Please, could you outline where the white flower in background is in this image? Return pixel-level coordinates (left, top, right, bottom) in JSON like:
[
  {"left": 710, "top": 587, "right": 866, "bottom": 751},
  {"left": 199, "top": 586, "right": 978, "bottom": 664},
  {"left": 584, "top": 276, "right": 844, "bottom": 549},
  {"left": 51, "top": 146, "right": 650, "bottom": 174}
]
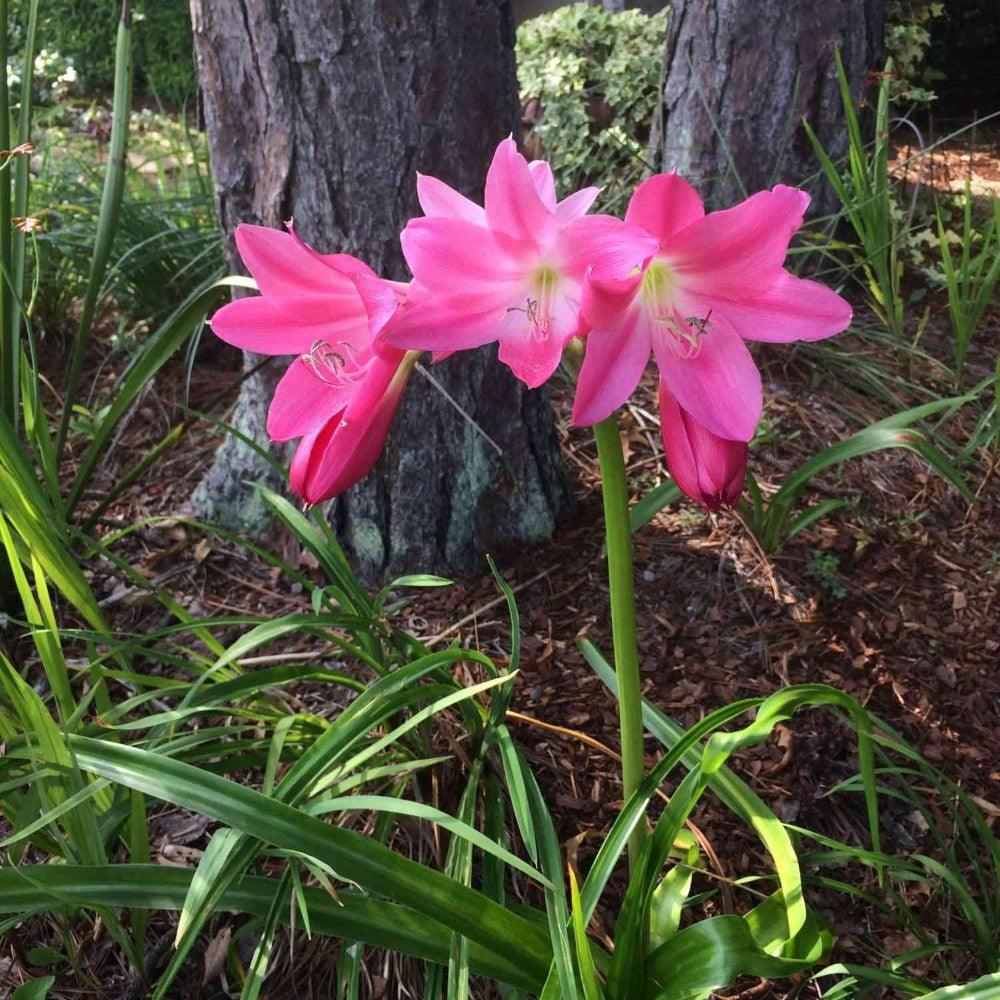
[{"left": 6, "top": 49, "right": 77, "bottom": 102}]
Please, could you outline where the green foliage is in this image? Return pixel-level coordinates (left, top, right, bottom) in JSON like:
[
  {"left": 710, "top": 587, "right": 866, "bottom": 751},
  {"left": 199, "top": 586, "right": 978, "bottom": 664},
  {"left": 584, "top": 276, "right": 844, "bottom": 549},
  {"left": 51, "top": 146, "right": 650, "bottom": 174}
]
[
  {"left": 934, "top": 186, "right": 1000, "bottom": 385},
  {"left": 742, "top": 395, "right": 973, "bottom": 554},
  {"left": 806, "top": 549, "right": 848, "bottom": 599},
  {"left": 589, "top": 643, "right": 1000, "bottom": 998},
  {"left": 516, "top": 3, "right": 667, "bottom": 202},
  {"left": 11, "top": 978, "right": 56, "bottom": 1000},
  {"left": 927, "top": 0, "right": 1000, "bottom": 109},
  {"left": 627, "top": 392, "right": 974, "bottom": 554},
  {"left": 885, "top": 1, "right": 945, "bottom": 103},
  {"left": 0, "top": 7, "right": 224, "bottom": 618},
  {"left": 131, "top": 2, "right": 197, "bottom": 104},
  {"left": 0, "top": 490, "right": 553, "bottom": 995},
  {"left": 7, "top": 0, "right": 196, "bottom": 102},
  {"left": 583, "top": 641, "right": 873, "bottom": 999},
  {"left": 805, "top": 53, "right": 907, "bottom": 338},
  {"left": 29, "top": 113, "right": 222, "bottom": 336}
]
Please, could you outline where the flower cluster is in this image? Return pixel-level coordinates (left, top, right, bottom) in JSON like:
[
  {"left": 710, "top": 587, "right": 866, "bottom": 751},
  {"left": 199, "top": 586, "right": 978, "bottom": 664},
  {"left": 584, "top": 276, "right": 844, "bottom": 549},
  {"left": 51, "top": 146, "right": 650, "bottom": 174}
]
[{"left": 211, "top": 139, "right": 851, "bottom": 509}]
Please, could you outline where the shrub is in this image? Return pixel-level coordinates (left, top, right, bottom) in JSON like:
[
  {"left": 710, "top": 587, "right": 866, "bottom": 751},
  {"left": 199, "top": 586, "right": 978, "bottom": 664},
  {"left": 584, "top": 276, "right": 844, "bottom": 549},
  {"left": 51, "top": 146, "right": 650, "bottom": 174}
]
[
  {"left": 516, "top": 3, "right": 668, "bottom": 201},
  {"left": 885, "top": 0, "right": 944, "bottom": 103},
  {"left": 7, "top": 0, "right": 196, "bottom": 102}
]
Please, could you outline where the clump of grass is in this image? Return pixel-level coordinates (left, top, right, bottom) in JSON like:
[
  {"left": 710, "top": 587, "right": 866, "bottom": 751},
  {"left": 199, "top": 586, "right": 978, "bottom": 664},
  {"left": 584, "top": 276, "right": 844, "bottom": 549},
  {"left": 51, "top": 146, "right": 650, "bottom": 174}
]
[
  {"left": 935, "top": 184, "right": 1000, "bottom": 386},
  {"left": 29, "top": 106, "right": 223, "bottom": 339}
]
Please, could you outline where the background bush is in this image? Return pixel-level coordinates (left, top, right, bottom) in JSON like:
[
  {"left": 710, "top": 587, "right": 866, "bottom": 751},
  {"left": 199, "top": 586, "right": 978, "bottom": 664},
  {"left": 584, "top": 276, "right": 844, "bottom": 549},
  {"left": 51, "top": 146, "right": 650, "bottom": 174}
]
[
  {"left": 516, "top": 3, "right": 668, "bottom": 201},
  {"left": 8, "top": 0, "right": 196, "bottom": 103}
]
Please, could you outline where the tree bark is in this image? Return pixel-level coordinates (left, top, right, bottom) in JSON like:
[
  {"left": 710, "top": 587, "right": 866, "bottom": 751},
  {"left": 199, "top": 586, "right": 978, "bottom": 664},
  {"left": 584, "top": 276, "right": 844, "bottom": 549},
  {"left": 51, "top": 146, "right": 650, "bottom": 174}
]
[
  {"left": 656, "top": 0, "right": 884, "bottom": 211},
  {"left": 189, "top": 0, "right": 569, "bottom": 579}
]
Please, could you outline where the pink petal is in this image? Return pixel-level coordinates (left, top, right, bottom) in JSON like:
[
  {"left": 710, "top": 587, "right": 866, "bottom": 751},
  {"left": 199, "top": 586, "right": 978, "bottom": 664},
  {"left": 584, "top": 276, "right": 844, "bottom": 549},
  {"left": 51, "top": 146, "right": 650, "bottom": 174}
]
[
  {"left": 560, "top": 215, "right": 659, "bottom": 281},
  {"left": 354, "top": 272, "right": 403, "bottom": 342},
  {"left": 289, "top": 422, "right": 330, "bottom": 503},
  {"left": 625, "top": 173, "right": 705, "bottom": 246},
  {"left": 580, "top": 268, "right": 643, "bottom": 331},
  {"left": 659, "top": 381, "right": 747, "bottom": 509},
  {"left": 678, "top": 270, "right": 852, "bottom": 344},
  {"left": 416, "top": 173, "right": 486, "bottom": 225},
  {"left": 484, "top": 137, "right": 554, "bottom": 247},
  {"left": 379, "top": 294, "right": 506, "bottom": 353},
  {"left": 210, "top": 294, "right": 369, "bottom": 356},
  {"left": 235, "top": 224, "right": 363, "bottom": 306},
  {"left": 528, "top": 160, "right": 558, "bottom": 212},
  {"left": 285, "top": 221, "right": 379, "bottom": 281},
  {"left": 267, "top": 357, "right": 354, "bottom": 442},
  {"left": 400, "top": 216, "right": 524, "bottom": 292},
  {"left": 556, "top": 186, "right": 601, "bottom": 223},
  {"left": 290, "top": 355, "right": 410, "bottom": 503},
  {"left": 497, "top": 326, "right": 568, "bottom": 389},
  {"left": 495, "top": 271, "right": 585, "bottom": 387},
  {"left": 653, "top": 317, "right": 762, "bottom": 442},
  {"left": 666, "top": 185, "right": 810, "bottom": 290},
  {"left": 572, "top": 310, "right": 650, "bottom": 425}
]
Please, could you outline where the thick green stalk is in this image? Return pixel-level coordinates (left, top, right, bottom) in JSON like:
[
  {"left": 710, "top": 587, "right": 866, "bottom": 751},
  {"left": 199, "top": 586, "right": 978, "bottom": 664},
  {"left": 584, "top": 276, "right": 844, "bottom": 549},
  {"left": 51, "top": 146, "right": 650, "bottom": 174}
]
[
  {"left": 12, "top": 0, "right": 40, "bottom": 340},
  {"left": 0, "top": 0, "right": 14, "bottom": 426},
  {"left": 592, "top": 415, "right": 645, "bottom": 871}
]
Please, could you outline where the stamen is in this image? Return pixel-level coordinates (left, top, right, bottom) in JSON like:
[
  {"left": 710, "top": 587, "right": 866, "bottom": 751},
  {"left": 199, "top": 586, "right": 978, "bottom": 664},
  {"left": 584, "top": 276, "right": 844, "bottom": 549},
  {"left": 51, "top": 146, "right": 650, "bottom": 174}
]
[
  {"left": 657, "top": 312, "right": 713, "bottom": 359},
  {"left": 639, "top": 260, "right": 712, "bottom": 359},
  {"left": 300, "top": 339, "right": 367, "bottom": 388}
]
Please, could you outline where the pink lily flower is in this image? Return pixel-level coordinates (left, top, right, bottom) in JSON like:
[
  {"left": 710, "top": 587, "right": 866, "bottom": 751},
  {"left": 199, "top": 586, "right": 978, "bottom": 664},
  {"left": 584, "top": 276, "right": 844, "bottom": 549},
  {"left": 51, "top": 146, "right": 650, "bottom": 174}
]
[
  {"left": 210, "top": 223, "right": 415, "bottom": 504},
  {"left": 574, "top": 174, "right": 853, "bottom": 440},
  {"left": 659, "top": 382, "right": 747, "bottom": 510},
  {"left": 380, "top": 137, "right": 658, "bottom": 388}
]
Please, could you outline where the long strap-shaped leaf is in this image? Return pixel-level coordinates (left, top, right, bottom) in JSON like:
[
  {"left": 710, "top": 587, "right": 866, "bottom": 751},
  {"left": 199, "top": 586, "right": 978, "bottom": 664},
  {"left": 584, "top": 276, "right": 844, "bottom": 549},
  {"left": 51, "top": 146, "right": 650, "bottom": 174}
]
[
  {"left": 148, "top": 650, "right": 499, "bottom": 997},
  {"left": 67, "top": 735, "right": 551, "bottom": 979},
  {"left": 64, "top": 276, "right": 238, "bottom": 513},
  {"left": 915, "top": 973, "right": 1000, "bottom": 1000},
  {"left": 582, "top": 639, "right": 808, "bottom": 937},
  {"left": 0, "top": 864, "right": 539, "bottom": 991},
  {"left": 55, "top": 2, "right": 133, "bottom": 466},
  {"left": 645, "top": 904, "right": 828, "bottom": 1000}
]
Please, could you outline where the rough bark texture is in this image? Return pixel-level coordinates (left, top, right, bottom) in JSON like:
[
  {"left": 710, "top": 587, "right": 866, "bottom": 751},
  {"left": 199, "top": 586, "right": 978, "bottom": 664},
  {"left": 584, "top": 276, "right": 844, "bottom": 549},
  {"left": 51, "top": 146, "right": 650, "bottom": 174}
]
[
  {"left": 189, "top": 0, "right": 569, "bottom": 580},
  {"left": 656, "top": 0, "right": 884, "bottom": 211}
]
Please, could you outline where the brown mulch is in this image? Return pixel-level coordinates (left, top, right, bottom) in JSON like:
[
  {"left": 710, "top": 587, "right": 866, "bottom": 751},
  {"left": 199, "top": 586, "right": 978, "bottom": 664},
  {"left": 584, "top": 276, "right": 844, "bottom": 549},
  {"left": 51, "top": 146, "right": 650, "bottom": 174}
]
[{"left": 890, "top": 119, "right": 1000, "bottom": 199}]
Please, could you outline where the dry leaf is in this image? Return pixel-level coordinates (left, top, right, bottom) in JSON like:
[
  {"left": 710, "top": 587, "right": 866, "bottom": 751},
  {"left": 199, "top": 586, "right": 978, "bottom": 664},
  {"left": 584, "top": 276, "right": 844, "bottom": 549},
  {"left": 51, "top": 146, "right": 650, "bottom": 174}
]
[{"left": 203, "top": 925, "right": 232, "bottom": 984}]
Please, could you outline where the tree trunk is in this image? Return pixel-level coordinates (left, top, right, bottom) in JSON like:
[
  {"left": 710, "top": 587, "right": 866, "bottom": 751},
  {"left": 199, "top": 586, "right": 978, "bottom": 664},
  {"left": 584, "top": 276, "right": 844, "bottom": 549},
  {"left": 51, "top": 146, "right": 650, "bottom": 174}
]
[
  {"left": 189, "top": 0, "right": 570, "bottom": 580},
  {"left": 655, "top": 0, "right": 884, "bottom": 211}
]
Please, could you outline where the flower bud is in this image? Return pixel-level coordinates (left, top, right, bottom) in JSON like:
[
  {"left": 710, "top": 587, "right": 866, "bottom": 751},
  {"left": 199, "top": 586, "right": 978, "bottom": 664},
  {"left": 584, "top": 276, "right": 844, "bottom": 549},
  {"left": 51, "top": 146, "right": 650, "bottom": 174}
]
[{"left": 659, "top": 381, "right": 747, "bottom": 510}]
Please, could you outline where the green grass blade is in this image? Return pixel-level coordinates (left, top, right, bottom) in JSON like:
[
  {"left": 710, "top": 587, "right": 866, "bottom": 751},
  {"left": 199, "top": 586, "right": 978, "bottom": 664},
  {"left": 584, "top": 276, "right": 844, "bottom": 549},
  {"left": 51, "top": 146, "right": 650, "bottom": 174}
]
[
  {"left": 67, "top": 736, "right": 552, "bottom": 977},
  {"left": 65, "top": 275, "right": 234, "bottom": 513},
  {"left": 9, "top": 0, "right": 39, "bottom": 413},
  {"left": 240, "top": 868, "right": 292, "bottom": 1000},
  {"left": 583, "top": 639, "right": 812, "bottom": 939},
  {"left": 0, "top": 0, "right": 14, "bottom": 425},
  {"left": 569, "top": 868, "right": 603, "bottom": 1000},
  {"left": 0, "top": 865, "right": 540, "bottom": 991},
  {"left": 919, "top": 972, "right": 1000, "bottom": 1000},
  {"left": 307, "top": 794, "right": 551, "bottom": 888},
  {"left": 629, "top": 477, "right": 683, "bottom": 534},
  {"left": 56, "top": 2, "right": 133, "bottom": 465}
]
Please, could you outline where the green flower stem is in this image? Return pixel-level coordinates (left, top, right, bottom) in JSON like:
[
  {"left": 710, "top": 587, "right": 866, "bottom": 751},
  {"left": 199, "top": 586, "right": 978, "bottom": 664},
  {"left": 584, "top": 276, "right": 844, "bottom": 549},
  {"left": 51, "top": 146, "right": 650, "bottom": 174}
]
[{"left": 592, "top": 414, "right": 645, "bottom": 871}]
